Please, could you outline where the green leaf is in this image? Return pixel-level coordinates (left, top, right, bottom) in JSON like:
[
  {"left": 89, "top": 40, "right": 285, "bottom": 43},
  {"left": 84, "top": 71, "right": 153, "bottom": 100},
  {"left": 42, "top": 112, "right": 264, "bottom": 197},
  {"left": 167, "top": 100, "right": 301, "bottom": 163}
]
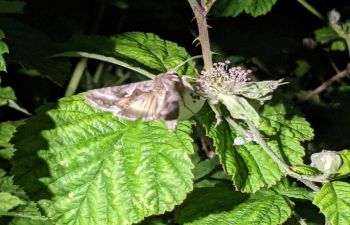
[
  {"left": 336, "top": 150, "right": 350, "bottom": 178},
  {"left": 0, "top": 16, "right": 71, "bottom": 86},
  {"left": 313, "top": 181, "right": 350, "bottom": 225},
  {"left": 244, "top": 0, "right": 278, "bottom": 17},
  {"left": 290, "top": 165, "right": 321, "bottom": 176},
  {"left": 212, "top": 0, "right": 278, "bottom": 18},
  {"left": 11, "top": 94, "right": 195, "bottom": 225},
  {"left": 211, "top": 0, "right": 250, "bottom": 17},
  {"left": 0, "top": 121, "right": 23, "bottom": 159},
  {"left": 0, "top": 1, "right": 26, "bottom": 14},
  {"left": 0, "top": 29, "right": 9, "bottom": 72},
  {"left": 314, "top": 27, "right": 339, "bottom": 44},
  {"left": 0, "top": 192, "right": 25, "bottom": 212},
  {"left": 185, "top": 189, "right": 291, "bottom": 225},
  {"left": 201, "top": 103, "right": 313, "bottom": 193},
  {"left": 192, "top": 157, "right": 219, "bottom": 181},
  {"left": 0, "top": 86, "right": 16, "bottom": 106},
  {"left": 294, "top": 59, "right": 311, "bottom": 77},
  {"left": 0, "top": 169, "right": 26, "bottom": 198},
  {"left": 272, "top": 179, "right": 315, "bottom": 201},
  {"left": 201, "top": 106, "right": 282, "bottom": 193},
  {"left": 174, "top": 182, "right": 248, "bottom": 224},
  {"left": 62, "top": 32, "right": 195, "bottom": 77},
  {"left": 331, "top": 40, "right": 346, "bottom": 51},
  {"left": 112, "top": 32, "right": 195, "bottom": 75},
  {"left": 9, "top": 202, "right": 52, "bottom": 225},
  {"left": 261, "top": 104, "right": 314, "bottom": 165},
  {"left": 0, "top": 170, "right": 49, "bottom": 224}
]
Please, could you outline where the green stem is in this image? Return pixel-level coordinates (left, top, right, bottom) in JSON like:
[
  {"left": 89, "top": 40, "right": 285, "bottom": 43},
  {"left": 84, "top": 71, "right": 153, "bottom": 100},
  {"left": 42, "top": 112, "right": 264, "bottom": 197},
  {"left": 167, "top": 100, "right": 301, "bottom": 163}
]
[
  {"left": 64, "top": 58, "right": 87, "bottom": 96},
  {"left": 296, "top": 0, "right": 325, "bottom": 21},
  {"left": 246, "top": 120, "right": 321, "bottom": 191},
  {"left": 188, "top": 0, "right": 213, "bottom": 71}
]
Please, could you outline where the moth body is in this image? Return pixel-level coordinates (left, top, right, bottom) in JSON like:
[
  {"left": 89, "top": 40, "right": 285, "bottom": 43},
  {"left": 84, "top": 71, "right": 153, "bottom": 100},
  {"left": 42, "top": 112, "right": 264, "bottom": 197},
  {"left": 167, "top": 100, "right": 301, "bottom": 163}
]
[{"left": 85, "top": 72, "right": 186, "bottom": 131}]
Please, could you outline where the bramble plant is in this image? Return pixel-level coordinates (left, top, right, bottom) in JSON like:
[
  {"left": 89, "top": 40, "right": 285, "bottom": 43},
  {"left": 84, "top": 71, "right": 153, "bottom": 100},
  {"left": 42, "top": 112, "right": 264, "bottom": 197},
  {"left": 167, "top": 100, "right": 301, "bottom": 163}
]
[{"left": 1, "top": 0, "right": 350, "bottom": 225}]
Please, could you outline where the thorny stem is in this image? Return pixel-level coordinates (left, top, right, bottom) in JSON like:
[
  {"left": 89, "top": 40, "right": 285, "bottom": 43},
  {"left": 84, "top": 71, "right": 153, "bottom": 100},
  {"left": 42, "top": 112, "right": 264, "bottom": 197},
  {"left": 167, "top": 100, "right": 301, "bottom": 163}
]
[
  {"left": 188, "top": 0, "right": 213, "bottom": 71},
  {"left": 246, "top": 120, "right": 321, "bottom": 191}
]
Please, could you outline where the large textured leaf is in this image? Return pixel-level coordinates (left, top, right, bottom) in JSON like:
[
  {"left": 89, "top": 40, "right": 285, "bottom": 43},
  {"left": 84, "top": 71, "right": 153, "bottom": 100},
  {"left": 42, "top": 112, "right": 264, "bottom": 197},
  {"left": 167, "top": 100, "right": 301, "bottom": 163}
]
[
  {"left": 174, "top": 182, "right": 248, "bottom": 224},
  {"left": 63, "top": 32, "right": 195, "bottom": 76},
  {"left": 313, "top": 181, "right": 350, "bottom": 225},
  {"left": 0, "top": 29, "right": 9, "bottom": 72},
  {"left": 212, "top": 0, "right": 278, "bottom": 17},
  {"left": 11, "top": 94, "right": 195, "bottom": 225},
  {"left": 0, "top": 16, "right": 71, "bottom": 86},
  {"left": 260, "top": 104, "right": 314, "bottom": 165},
  {"left": 185, "top": 188, "right": 291, "bottom": 225},
  {"left": 201, "top": 103, "right": 313, "bottom": 193}
]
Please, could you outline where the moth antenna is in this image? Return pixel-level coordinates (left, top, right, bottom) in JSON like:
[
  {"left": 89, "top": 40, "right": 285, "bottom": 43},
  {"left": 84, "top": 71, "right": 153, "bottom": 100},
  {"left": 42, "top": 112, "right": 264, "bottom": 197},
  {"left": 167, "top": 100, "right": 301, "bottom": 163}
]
[{"left": 170, "top": 55, "right": 203, "bottom": 73}]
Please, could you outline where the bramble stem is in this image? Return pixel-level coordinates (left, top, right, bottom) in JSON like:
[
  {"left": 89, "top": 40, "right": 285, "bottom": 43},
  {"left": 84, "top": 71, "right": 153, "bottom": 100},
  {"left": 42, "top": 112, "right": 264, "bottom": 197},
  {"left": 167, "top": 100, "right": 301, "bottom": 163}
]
[{"left": 188, "top": 0, "right": 213, "bottom": 71}]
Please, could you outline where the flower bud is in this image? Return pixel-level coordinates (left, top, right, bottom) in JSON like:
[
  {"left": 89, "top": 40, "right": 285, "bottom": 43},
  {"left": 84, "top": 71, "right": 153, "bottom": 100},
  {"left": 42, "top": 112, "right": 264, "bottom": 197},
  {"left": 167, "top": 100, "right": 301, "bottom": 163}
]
[{"left": 310, "top": 150, "right": 342, "bottom": 174}]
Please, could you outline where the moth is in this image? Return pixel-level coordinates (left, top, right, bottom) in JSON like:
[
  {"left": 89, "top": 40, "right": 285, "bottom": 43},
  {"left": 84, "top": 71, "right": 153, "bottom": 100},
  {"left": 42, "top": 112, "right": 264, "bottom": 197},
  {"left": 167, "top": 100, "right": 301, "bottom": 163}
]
[{"left": 85, "top": 72, "right": 192, "bottom": 131}]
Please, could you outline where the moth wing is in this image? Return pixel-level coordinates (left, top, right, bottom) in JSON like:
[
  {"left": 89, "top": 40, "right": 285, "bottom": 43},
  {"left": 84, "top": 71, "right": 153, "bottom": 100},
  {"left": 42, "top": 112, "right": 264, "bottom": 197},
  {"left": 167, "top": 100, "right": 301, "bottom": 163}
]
[{"left": 85, "top": 75, "right": 180, "bottom": 130}]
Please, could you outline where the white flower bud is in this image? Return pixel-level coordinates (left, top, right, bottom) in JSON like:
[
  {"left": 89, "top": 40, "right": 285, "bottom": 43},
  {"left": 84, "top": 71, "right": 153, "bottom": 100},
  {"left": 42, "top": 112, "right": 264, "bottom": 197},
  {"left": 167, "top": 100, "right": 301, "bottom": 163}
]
[{"left": 310, "top": 150, "right": 342, "bottom": 174}]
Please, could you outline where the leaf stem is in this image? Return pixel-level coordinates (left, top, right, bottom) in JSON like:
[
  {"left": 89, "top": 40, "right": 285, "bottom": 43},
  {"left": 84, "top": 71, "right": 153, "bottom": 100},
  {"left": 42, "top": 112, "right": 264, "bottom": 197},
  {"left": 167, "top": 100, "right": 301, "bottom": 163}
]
[
  {"left": 64, "top": 58, "right": 87, "bottom": 96},
  {"left": 245, "top": 120, "right": 320, "bottom": 191},
  {"left": 188, "top": 0, "right": 213, "bottom": 71}
]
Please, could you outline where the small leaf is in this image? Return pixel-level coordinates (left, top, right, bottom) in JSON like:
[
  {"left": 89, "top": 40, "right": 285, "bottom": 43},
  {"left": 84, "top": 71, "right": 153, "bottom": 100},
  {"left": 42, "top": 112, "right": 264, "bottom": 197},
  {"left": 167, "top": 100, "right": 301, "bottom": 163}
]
[
  {"left": 9, "top": 202, "right": 51, "bottom": 225},
  {"left": 11, "top": 94, "right": 195, "bottom": 225},
  {"left": 331, "top": 40, "right": 346, "bottom": 51},
  {"left": 174, "top": 183, "right": 248, "bottom": 224},
  {"left": 0, "top": 192, "right": 25, "bottom": 212},
  {"left": 0, "top": 169, "right": 26, "bottom": 198},
  {"left": 314, "top": 27, "right": 339, "bottom": 44},
  {"left": 0, "top": 29, "right": 9, "bottom": 72},
  {"left": 0, "top": 120, "right": 23, "bottom": 159},
  {"left": 0, "top": 86, "right": 16, "bottom": 106},
  {"left": 336, "top": 150, "right": 350, "bottom": 178},
  {"left": 294, "top": 60, "right": 311, "bottom": 77},
  {"left": 192, "top": 157, "right": 219, "bottom": 181},
  {"left": 290, "top": 165, "right": 321, "bottom": 176},
  {"left": 244, "top": 0, "right": 278, "bottom": 17},
  {"left": 212, "top": 0, "right": 277, "bottom": 18},
  {"left": 272, "top": 179, "right": 315, "bottom": 201},
  {"left": 212, "top": 0, "right": 251, "bottom": 17},
  {"left": 313, "top": 181, "right": 350, "bottom": 225},
  {"left": 185, "top": 189, "right": 291, "bottom": 225}
]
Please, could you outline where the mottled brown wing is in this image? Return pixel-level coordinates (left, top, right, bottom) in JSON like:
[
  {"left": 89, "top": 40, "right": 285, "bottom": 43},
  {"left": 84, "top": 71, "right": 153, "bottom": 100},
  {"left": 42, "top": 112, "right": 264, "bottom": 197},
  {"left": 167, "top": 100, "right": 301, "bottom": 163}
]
[{"left": 84, "top": 73, "right": 181, "bottom": 130}]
